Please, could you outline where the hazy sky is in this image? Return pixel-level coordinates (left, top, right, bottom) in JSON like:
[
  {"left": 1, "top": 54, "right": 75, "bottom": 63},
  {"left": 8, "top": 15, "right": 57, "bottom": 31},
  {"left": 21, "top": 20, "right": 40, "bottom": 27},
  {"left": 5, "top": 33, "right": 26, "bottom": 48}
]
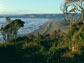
[{"left": 0, "top": 0, "right": 65, "bottom": 14}]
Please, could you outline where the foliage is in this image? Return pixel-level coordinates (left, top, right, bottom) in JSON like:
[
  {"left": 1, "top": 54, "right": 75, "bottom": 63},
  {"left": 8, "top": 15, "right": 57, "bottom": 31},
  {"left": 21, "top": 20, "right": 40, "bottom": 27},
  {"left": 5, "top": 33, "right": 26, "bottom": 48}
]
[
  {"left": 1, "top": 17, "right": 84, "bottom": 63},
  {"left": 0, "top": 18, "right": 24, "bottom": 42}
]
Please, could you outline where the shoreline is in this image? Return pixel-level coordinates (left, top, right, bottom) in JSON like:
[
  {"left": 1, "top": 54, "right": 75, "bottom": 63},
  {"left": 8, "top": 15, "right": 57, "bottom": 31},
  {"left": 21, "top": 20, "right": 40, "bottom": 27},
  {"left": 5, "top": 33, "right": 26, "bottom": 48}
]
[{"left": 27, "top": 19, "right": 68, "bottom": 36}]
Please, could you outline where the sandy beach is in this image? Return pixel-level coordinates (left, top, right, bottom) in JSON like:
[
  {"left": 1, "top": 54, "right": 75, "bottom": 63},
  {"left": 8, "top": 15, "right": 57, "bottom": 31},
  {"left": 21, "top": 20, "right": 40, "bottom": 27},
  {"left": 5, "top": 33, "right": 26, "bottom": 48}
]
[{"left": 28, "top": 19, "right": 68, "bottom": 36}]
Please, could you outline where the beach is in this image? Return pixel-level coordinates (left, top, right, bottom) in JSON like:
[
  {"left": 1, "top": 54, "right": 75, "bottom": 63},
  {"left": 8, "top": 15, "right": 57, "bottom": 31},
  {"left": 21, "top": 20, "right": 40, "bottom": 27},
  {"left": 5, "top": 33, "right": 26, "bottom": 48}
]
[{"left": 28, "top": 19, "right": 68, "bottom": 36}]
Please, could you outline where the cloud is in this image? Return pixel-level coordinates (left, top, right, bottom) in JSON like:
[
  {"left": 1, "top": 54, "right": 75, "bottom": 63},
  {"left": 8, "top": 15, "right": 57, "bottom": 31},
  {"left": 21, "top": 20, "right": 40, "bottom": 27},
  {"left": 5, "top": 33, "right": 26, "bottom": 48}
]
[
  {"left": 0, "top": 6, "right": 7, "bottom": 12},
  {"left": 0, "top": 8, "right": 33, "bottom": 14},
  {"left": 0, "top": 4, "right": 31, "bottom": 14},
  {"left": 18, "top": 10, "right": 31, "bottom": 12}
]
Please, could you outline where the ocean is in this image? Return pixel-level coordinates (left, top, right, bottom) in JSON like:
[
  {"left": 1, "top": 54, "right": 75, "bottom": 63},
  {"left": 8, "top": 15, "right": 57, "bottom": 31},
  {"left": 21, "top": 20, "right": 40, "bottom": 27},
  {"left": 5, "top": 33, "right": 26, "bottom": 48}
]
[
  {"left": 0, "top": 14, "right": 81, "bottom": 42},
  {"left": 0, "top": 18, "right": 50, "bottom": 42}
]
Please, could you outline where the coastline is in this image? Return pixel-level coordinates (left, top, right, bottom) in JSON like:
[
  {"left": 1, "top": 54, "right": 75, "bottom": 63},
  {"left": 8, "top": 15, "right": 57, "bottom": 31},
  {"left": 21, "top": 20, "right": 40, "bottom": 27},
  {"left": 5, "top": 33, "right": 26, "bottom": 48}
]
[{"left": 27, "top": 19, "right": 68, "bottom": 36}]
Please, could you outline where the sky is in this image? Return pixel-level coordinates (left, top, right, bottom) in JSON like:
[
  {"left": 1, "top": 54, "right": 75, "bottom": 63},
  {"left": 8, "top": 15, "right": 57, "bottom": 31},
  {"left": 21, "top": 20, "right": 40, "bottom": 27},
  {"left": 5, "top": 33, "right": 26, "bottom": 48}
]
[{"left": 0, "top": 0, "right": 65, "bottom": 14}]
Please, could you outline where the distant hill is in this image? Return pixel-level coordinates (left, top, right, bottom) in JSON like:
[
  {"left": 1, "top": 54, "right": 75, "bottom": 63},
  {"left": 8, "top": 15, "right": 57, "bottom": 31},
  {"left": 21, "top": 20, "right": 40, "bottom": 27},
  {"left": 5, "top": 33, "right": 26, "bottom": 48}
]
[
  {"left": 0, "top": 14, "right": 63, "bottom": 19},
  {"left": 0, "top": 14, "right": 81, "bottom": 20}
]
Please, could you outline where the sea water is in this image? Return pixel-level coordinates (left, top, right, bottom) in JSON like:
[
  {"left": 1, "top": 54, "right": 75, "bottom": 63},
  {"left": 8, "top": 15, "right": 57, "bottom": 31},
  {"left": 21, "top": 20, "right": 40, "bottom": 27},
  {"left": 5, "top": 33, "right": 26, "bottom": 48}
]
[{"left": 0, "top": 18, "right": 50, "bottom": 42}]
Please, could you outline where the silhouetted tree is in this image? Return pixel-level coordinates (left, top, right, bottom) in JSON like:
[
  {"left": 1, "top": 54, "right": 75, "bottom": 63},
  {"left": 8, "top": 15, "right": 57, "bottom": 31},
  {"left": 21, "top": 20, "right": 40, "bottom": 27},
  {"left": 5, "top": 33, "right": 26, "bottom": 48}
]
[
  {"left": 65, "top": 0, "right": 84, "bottom": 21},
  {"left": 0, "top": 17, "right": 24, "bottom": 42},
  {"left": 6, "top": 16, "right": 11, "bottom": 24}
]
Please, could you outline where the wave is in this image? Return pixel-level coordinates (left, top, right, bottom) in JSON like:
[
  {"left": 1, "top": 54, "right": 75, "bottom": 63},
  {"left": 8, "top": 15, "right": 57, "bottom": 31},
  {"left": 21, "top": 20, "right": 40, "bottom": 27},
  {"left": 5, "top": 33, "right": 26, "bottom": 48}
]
[{"left": 0, "top": 18, "right": 50, "bottom": 42}]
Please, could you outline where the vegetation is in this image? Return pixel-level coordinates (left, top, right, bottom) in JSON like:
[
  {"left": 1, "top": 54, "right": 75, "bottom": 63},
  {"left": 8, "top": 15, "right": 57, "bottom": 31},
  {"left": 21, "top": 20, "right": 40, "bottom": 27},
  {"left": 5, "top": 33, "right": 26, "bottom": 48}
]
[
  {"left": 0, "top": 19, "right": 84, "bottom": 63},
  {"left": 0, "top": 17, "right": 24, "bottom": 42},
  {"left": 62, "top": 0, "right": 84, "bottom": 25},
  {"left": 1, "top": 1, "right": 84, "bottom": 63}
]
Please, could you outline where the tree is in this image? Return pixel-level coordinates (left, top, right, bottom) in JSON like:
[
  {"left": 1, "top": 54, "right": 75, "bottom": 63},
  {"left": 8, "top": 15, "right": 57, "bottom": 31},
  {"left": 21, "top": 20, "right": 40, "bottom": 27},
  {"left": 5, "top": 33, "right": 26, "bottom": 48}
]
[
  {"left": 66, "top": 0, "right": 84, "bottom": 21},
  {"left": 6, "top": 16, "right": 11, "bottom": 24},
  {"left": 61, "top": 3, "right": 71, "bottom": 24},
  {"left": 62, "top": 0, "right": 84, "bottom": 52},
  {"left": 0, "top": 17, "right": 24, "bottom": 42},
  {"left": 62, "top": 0, "right": 84, "bottom": 25}
]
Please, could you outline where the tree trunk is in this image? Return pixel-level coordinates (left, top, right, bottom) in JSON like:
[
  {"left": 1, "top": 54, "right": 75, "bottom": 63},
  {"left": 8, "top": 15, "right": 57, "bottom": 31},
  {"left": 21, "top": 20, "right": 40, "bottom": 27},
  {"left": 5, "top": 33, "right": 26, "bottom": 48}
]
[{"left": 82, "top": 13, "right": 84, "bottom": 23}]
